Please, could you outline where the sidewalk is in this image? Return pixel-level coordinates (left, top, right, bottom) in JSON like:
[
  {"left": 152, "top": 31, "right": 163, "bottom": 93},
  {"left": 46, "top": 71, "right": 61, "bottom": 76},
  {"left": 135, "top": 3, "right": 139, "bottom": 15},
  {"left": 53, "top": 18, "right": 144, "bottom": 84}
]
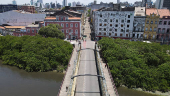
[
  {"left": 58, "top": 44, "right": 78, "bottom": 96},
  {"left": 98, "top": 52, "right": 117, "bottom": 96}
]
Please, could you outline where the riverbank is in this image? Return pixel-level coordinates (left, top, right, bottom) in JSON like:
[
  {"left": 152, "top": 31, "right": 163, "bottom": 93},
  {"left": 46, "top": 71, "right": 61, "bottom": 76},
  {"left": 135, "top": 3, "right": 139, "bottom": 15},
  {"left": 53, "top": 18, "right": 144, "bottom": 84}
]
[{"left": 120, "top": 85, "right": 170, "bottom": 96}]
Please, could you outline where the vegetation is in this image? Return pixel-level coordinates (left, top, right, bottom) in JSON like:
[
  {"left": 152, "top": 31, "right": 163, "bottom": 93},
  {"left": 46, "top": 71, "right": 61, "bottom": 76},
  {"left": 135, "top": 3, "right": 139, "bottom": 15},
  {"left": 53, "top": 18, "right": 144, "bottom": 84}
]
[
  {"left": 98, "top": 38, "right": 170, "bottom": 92},
  {"left": 38, "top": 24, "right": 65, "bottom": 39},
  {"left": 0, "top": 35, "right": 73, "bottom": 72},
  {"left": 87, "top": 9, "right": 91, "bottom": 17}
]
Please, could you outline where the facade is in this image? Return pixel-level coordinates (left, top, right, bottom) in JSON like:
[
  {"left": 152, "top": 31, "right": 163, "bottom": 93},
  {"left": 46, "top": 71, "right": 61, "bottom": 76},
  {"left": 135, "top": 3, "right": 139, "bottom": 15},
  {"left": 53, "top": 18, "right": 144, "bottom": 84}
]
[
  {"left": 17, "top": 5, "right": 35, "bottom": 13},
  {"left": 30, "top": 0, "right": 34, "bottom": 5},
  {"left": 142, "top": 0, "right": 152, "bottom": 8},
  {"left": 0, "top": 10, "right": 46, "bottom": 26},
  {"left": 93, "top": 7, "right": 135, "bottom": 40},
  {"left": 144, "top": 8, "right": 159, "bottom": 40},
  {"left": 25, "top": 24, "right": 39, "bottom": 36},
  {"left": 0, "top": 5, "right": 17, "bottom": 13},
  {"left": 3, "top": 26, "right": 26, "bottom": 36},
  {"left": 63, "top": 0, "right": 67, "bottom": 7},
  {"left": 155, "top": 0, "right": 170, "bottom": 10},
  {"left": 132, "top": 7, "right": 146, "bottom": 41},
  {"left": 89, "top": 2, "right": 115, "bottom": 10},
  {"left": 117, "top": 0, "right": 120, "bottom": 4},
  {"left": 0, "top": 26, "right": 5, "bottom": 36},
  {"left": 44, "top": 10, "right": 82, "bottom": 39},
  {"left": 72, "top": 2, "right": 76, "bottom": 7},
  {"left": 134, "top": 1, "right": 142, "bottom": 7},
  {"left": 12, "top": 0, "right": 17, "bottom": 5}
]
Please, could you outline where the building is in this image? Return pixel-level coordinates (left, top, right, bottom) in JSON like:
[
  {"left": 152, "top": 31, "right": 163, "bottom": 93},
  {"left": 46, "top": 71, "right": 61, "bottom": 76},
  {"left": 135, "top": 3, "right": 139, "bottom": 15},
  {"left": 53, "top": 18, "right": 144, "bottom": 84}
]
[
  {"left": 0, "top": 5, "right": 17, "bottom": 13},
  {"left": 0, "top": 26, "right": 5, "bottom": 36},
  {"left": 72, "top": 1, "right": 76, "bottom": 7},
  {"left": 117, "top": 0, "right": 120, "bottom": 4},
  {"left": 134, "top": 1, "right": 142, "bottom": 7},
  {"left": 0, "top": 10, "right": 46, "bottom": 26},
  {"left": 93, "top": 7, "right": 135, "bottom": 40},
  {"left": 12, "top": 0, "right": 17, "bottom": 5},
  {"left": 89, "top": 2, "right": 115, "bottom": 10},
  {"left": 77, "top": 1, "right": 81, "bottom": 5},
  {"left": 44, "top": 10, "right": 82, "bottom": 39},
  {"left": 30, "top": 0, "right": 34, "bottom": 5},
  {"left": 94, "top": 0, "right": 97, "bottom": 4},
  {"left": 132, "top": 7, "right": 146, "bottom": 41},
  {"left": 25, "top": 24, "right": 39, "bottom": 36},
  {"left": 68, "top": 3, "right": 71, "bottom": 6},
  {"left": 156, "top": 9, "right": 170, "bottom": 44},
  {"left": 45, "top": 3, "right": 50, "bottom": 9},
  {"left": 2, "top": 26, "right": 26, "bottom": 36},
  {"left": 142, "top": 0, "right": 152, "bottom": 8},
  {"left": 17, "top": 5, "right": 35, "bottom": 13},
  {"left": 155, "top": 0, "right": 170, "bottom": 10},
  {"left": 144, "top": 8, "right": 159, "bottom": 40},
  {"left": 63, "top": 0, "right": 67, "bottom": 7}
]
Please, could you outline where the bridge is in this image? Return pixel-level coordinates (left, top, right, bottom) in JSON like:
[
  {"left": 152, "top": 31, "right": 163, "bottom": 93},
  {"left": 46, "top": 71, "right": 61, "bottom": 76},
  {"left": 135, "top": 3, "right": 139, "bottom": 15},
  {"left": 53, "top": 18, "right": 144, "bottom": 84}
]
[{"left": 57, "top": 18, "right": 119, "bottom": 96}]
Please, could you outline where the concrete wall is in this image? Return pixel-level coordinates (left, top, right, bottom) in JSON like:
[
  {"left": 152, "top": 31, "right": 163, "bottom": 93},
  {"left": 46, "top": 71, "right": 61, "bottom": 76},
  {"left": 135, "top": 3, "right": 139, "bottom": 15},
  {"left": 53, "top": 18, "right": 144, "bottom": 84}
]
[{"left": 0, "top": 11, "right": 46, "bottom": 26}]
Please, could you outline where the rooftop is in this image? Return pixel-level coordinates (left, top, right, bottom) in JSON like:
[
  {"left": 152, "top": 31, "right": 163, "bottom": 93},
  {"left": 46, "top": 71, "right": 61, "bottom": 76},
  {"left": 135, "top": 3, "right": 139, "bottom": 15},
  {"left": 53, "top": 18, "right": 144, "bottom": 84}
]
[
  {"left": 26, "top": 24, "right": 39, "bottom": 27},
  {"left": 4, "top": 26, "right": 25, "bottom": 29},
  {"left": 44, "top": 17, "right": 81, "bottom": 21},
  {"left": 134, "top": 7, "right": 146, "bottom": 16},
  {"left": 146, "top": 8, "right": 170, "bottom": 18}
]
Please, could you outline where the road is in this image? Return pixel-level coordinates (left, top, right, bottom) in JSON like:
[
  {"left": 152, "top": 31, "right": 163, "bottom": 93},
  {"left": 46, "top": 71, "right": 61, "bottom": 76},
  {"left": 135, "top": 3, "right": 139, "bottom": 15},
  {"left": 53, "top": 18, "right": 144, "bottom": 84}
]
[{"left": 75, "top": 18, "right": 100, "bottom": 96}]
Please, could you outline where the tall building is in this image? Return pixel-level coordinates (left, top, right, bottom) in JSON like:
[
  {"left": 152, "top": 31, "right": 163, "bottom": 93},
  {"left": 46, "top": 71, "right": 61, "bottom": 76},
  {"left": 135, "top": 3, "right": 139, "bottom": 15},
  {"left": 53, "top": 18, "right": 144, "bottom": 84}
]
[
  {"left": 68, "top": 3, "right": 71, "bottom": 6},
  {"left": 12, "top": 0, "right": 17, "bottom": 5},
  {"left": 39, "top": 0, "right": 43, "bottom": 3},
  {"left": 30, "top": 0, "right": 34, "bottom": 5},
  {"left": 0, "top": 5, "right": 17, "bottom": 13},
  {"left": 77, "top": 1, "right": 81, "bottom": 5},
  {"left": 117, "top": 0, "right": 120, "bottom": 4},
  {"left": 63, "top": 0, "right": 67, "bottom": 7},
  {"left": 94, "top": 0, "right": 97, "bottom": 4},
  {"left": 155, "top": 0, "right": 170, "bottom": 10},
  {"left": 72, "top": 1, "right": 76, "bottom": 7}
]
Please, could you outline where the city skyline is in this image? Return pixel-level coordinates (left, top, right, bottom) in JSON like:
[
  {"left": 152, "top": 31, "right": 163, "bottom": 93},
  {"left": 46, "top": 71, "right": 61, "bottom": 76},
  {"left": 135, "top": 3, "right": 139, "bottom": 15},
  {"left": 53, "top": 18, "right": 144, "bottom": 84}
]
[{"left": 0, "top": 0, "right": 156, "bottom": 5}]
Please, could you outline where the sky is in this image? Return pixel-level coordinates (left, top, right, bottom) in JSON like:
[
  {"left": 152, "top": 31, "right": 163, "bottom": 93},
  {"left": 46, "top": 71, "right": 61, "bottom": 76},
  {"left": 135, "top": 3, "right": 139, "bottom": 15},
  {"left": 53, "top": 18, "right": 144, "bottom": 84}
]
[{"left": 0, "top": 0, "right": 156, "bottom": 5}]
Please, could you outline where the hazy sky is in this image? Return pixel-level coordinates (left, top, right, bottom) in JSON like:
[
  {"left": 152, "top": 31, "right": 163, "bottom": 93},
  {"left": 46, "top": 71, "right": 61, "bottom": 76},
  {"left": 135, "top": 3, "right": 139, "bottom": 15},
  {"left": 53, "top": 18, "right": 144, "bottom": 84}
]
[{"left": 0, "top": 0, "right": 156, "bottom": 5}]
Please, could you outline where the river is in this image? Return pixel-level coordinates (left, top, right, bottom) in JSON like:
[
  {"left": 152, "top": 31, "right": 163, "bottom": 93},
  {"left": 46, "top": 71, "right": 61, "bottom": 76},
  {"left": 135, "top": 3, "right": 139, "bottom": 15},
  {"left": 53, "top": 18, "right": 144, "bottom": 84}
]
[{"left": 0, "top": 60, "right": 159, "bottom": 96}]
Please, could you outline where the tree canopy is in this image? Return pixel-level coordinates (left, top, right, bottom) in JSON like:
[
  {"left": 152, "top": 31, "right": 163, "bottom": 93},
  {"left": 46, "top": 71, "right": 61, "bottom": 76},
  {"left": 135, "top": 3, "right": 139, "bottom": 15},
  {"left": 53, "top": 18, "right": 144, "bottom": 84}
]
[
  {"left": 98, "top": 38, "right": 170, "bottom": 92},
  {"left": 38, "top": 24, "right": 65, "bottom": 39},
  {"left": 0, "top": 35, "right": 73, "bottom": 72}
]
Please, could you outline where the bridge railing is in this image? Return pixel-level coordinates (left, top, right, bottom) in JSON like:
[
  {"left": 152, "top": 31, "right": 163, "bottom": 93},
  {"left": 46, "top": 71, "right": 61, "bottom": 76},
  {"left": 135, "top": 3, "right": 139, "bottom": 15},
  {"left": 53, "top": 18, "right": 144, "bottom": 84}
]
[
  {"left": 95, "top": 44, "right": 109, "bottom": 96},
  {"left": 97, "top": 44, "right": 119, "bottom": 96},
  {"left": 57, "top": 48, "right": 74, "bottom": 96},
  {"left": 67, "top": 44, "right": 81, "bottom": 96}
]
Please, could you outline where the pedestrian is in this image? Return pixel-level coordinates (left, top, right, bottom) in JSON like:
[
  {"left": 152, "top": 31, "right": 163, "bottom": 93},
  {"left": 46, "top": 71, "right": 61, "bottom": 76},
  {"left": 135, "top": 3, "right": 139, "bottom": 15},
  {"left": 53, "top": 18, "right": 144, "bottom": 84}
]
[{"left": 66, "top": 86, "right": 68, "bottom": 92}]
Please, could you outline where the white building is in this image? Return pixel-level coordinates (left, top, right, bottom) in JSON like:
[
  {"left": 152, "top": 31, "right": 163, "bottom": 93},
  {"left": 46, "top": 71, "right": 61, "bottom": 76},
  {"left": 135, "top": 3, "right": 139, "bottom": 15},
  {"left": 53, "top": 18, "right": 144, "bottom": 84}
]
[
  {"left": 93, "top": 7, "right": 135, "bottom": 40},
  {"left": 132, "top": 7, "right": 146, "bottom": 41},
  {"left": 77, "top": 1, "right": 81, "bottom": 5},
  {"left": 0, "top": 10, "right": 46, "bottom": 26}
]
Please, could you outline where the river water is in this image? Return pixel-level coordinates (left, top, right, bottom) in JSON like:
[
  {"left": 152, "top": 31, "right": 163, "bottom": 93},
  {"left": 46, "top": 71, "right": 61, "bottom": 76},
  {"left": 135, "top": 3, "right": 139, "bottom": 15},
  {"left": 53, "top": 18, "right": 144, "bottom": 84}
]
[{"left": 0, "top": 60, "right": 158, "bottom": 96}]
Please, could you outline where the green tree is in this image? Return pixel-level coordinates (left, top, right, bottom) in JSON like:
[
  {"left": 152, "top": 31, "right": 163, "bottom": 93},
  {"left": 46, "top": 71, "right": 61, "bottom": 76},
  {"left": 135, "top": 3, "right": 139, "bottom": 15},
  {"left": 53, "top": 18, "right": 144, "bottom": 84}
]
[{"left": 38, "top": 24, "right": 65, "bottom": 39}]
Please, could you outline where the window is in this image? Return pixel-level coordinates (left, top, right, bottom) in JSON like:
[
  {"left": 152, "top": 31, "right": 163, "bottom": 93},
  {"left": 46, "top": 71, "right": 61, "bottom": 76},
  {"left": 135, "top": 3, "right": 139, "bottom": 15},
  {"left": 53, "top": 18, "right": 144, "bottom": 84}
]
[
  {"left": 66, "top": 30, "right": 68, "bottom": 33},
  {"left": 99, "top": 19, "right": 102, "bottom": 22},
  {"left": 66, "top": 23, "right": 68, "bottom": 27},
  {"left": 62, "top": 29, "right": 64, "bottom": 33},
  {"left": 127, "top": 20, "right": 130, "bottom": 23},
  {"left": 159, "top": 21, "right": 162, "bottom": 25},
  {"left": 145, "top": 28, "right": 148, "bottom": 31},
  {"left": 104, "top": 19, "right": 107, "bottom": 22},
  {"left": 116, "top": 19, "right": 118, "bottom": 22},
  {"left": 109, "top": 33, "right": 111, "bottom": 36},
  {"left": 70, "top": 24, "right": 73, "bottom": 27},
  {"left": 155, "top": 21, "right": 157, "bottom": 24},
  {"left": 167, "top": 28, "right": 169, "bottom": 33},
  {"left": 168, "top": 21, "right": 170, "bottom": 25},
  {"left": 115, "top": 33, "right": 117, "bottom": 36},
  {"left": 109, "top": 29, "right": 112, "bottom": 31},
  {"left": 126, "top": 29, "right": 129, "bottom": 32},
  {"left": 115, "top": 29, "right": 117, "bottom": 32},
  {"left": 99, "top": 23, "right": 102, "bottom": 26},
  {"left": 110, "top": 24, "right": 112, "bottom": 27},
  {"left": 121, "top": 29, "right": 124, "bottom": 32},
  {"left": 164, "top": 21, "right": 167, "bottom": 25},
  {"left": 115, "top": 24, "right": 118, "bottom": 27},
  {"left": 61, "top": 24, "right": 64, "bottom": 27},
  {"left": 32, "top": 29, "right": 34, "bottom": 33},
  {"left": 126, "top": 34, "right": 128, "bottom": 37},
  {"left": 36, "top": 29, "right": 38, "bottom": 33},
  {"left": 120, "top": 34, "right": 123, "bottom": 37},
  {"left": 121, "top": 20, "right": 124, "bottom": 23},
  {"left": 154, "top": 28, "right": 157, "bottom": 31},
  {"left": 104, "top": 33, "right": 106, "bottom": 35},
  {"left": 75, "top": 24, "right": 78, "bottom": 27},
  {"left": 162, "top": 28, "right": 165, "bottom": 32},
  {"left": 27, "top": 29, "right": 30, "bottom": 33},
  {"left": 147, "top": 20, "right": 149, "bottom": 24},
  {"left": 61, "top": 17, "right": 63, "bottom": 21},
  {"left": 99, "top": 28, "right": 102, "bottom": 31},
  {"left": 110, "top": 19, "right": 112, "bottom": 22},
  {"left": 75, "top": 30, "right": 78, "bottom": 34},
  {"left": 70, "top": 29, "right": 73, "bottom": 32},
  {"left": 121, "top": 24, "right": 123, "bottom": 27},
  {"left": 151, "top": 21, "right": 153, "bottom": 24},
  {"left": 127, "top": 25, "right": 129, "bottom": 28},
  {"left": 57, "top": 17, "right": 59, "bottom": 21},
  {"left": 128, "top": 15, "right": 130, "bottom": 18},
  {"left": 150, "top": 28, "right": 152, "bottom": 31},
  {"left": 100, "top": 14, "right": 102, "bottom": 17},
  {"left": 99, "top": 32, "right": 101, "bottom": 35},
  {"left": 104, "top": 24, "right": 107, "bottom": 26},
  {"left": 158, "top": 28, "right": 161, "bottom": 32},
  {"left": 104, "top": 28, "right": 106, "bottom": 31}
]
